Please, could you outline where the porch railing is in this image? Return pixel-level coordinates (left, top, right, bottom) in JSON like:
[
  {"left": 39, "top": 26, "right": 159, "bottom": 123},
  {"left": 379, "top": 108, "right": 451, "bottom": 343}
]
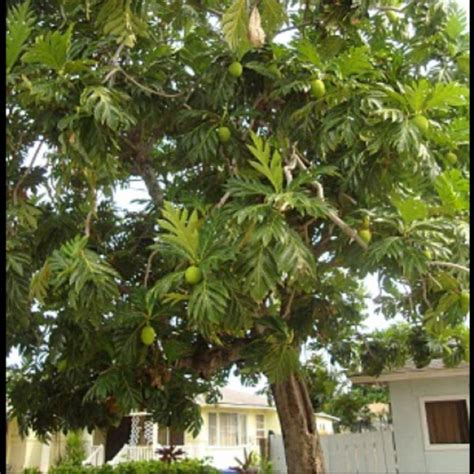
[
  {"left": 125, "top": 445, "right": 155, "bottom": 462},
  {"left": 108, "top": 444, "right": 132, "bottom": 465},
  {"left": 82, "top": 445, "right": 105, "bottom": 467},
  {"left": 109, "top": 443, "right": 257, "bottom": 469}
]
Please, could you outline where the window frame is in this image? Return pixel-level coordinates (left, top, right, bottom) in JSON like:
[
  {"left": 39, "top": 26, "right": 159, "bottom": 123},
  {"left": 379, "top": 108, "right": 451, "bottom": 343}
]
[
  {"left": 208, "top": 412, "right": 248, "bottom": 447},
  {"left": 157, "top": 426, "right": 185, "bottom": 446},
  {"left": 419, "top": 394, "right": 470, "bottom": 451},
  {"left": 157, "top": 425, "right": 169, "bottom": 445}
]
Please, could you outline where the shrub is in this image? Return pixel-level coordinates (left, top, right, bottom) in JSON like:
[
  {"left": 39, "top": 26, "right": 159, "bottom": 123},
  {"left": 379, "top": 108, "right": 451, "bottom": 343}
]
[
  {"left": 113, "top": 459, "right": 219, "bottom": 474},
  {"left": 49, "top": 464, "right": 89, "bottom": 474},
  {"left": 48, "top": 459, "right": 219, "bottom": 474},
  {"left": 63, "top": 431, "right": 87, "bottom": 465},
  {"left": 23, "top": 468, "right": 42, "bottom": 474},
  {"left": 156, "top": 445, "right": 186, "bottom": 463},
  {"left": 229, "top": 449, "right": 259, "bottom": 473}
]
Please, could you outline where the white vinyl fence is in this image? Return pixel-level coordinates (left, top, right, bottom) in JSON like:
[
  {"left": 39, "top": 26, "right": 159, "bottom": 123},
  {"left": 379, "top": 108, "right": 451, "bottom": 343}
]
[{"left": 270, "top": 429, "right": 398, "bottom": 474}]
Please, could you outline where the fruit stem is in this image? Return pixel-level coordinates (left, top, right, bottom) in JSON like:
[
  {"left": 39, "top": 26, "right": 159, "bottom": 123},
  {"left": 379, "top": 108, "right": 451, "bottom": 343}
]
[{"left": 221, "top": 107, "right": 229, "bottom": 124}]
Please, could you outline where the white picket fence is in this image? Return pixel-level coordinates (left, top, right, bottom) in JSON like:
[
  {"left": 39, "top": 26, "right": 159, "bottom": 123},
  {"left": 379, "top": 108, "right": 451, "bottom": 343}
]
[{"left": 270, "top": 428, "right": 398, "bottom": 474}]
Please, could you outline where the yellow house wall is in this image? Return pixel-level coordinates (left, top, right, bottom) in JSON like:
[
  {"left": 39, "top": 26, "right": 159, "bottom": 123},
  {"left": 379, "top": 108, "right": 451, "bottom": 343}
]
[
  {"left": 7, "top": 418, "right": 27, "bottom": 473},
  {"left": 7, "top": 419, "right": 92, "bottom": 473},
  {"left": 7, "top": 418, "right": 48, "bottom": 472}
]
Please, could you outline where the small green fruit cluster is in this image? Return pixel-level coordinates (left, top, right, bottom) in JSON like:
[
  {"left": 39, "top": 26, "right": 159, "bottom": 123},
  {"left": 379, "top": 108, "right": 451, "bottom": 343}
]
[
  {"left": 386, "top": 11, "right": 399, "bottom": 23},
  {"left": 456, "top": 54, "right": 469, "bottom": 75},
  {"left": 358, "top": 228, "right": 372, "bottom": 244},
  {"left": 445, "top": 152, "right": 457, "bottom": 165},
  {"left": 228, "top": 61, "right": 243, "bottom": 78},
  {"left": 412, "top": 115, "right": 429, "bottom": 134},
  {"left": 311, "top": 79, "right": 326, "bottom": 99},
  {"left": 141, "top": 325, "right": 156, "bottom": 346},
  {"left": 185, "top": 265, "right": 203, "bottom": 285},
  {"left": 460, "top": 290, "right": 470, "bottom": 313},
  {"left": 217, "top": 126, "right": 231, "bottom": 143}
]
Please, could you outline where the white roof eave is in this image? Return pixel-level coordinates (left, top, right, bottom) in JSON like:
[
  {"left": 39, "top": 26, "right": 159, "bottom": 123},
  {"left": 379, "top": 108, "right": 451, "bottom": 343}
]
[{"left": 350, "top": 366, "right": 469, "bottom": 384}]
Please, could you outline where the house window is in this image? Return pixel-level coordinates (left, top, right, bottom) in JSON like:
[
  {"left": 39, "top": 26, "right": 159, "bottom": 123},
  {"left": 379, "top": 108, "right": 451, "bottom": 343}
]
[
  {"left": 420, "top": 396, "right": 469, "bottom": 448},
  {"left": 208, "top": 413, "right": 247, "bottom": 446},
  {"left": 157, "top": 425, "right": 185, "bottom": 446},
  {"left": 256, "top": 414, "right": 265, "bottom": 440},
  {"left": 220, "top": 413, "right": 239, "bottom": 446}
]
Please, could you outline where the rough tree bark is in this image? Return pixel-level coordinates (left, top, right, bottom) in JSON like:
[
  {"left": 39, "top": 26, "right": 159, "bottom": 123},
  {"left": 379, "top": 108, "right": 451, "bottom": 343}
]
[{"left": 271, "top": 373, "right": 326, "bottom": 474}]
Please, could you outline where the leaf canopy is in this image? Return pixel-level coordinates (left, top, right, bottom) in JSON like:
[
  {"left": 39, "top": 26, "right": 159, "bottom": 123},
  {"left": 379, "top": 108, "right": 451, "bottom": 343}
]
[{"left": 6, "top": 0, "right": 469, "bottom": 439}]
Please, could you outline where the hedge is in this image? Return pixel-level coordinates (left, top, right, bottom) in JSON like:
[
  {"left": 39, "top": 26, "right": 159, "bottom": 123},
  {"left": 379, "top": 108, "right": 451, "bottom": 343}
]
[{"left": 48, "top": 459, "right": 220, "bottom": 474}]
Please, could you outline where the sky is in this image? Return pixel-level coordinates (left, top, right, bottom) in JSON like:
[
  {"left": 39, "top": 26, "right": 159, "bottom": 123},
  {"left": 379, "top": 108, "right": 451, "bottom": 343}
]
[
  {"left": 7, "top": 0, "right": 470, "bottom": 394},
  {"left": 457, "top": 0, "right": 470, "bottom": 18}
]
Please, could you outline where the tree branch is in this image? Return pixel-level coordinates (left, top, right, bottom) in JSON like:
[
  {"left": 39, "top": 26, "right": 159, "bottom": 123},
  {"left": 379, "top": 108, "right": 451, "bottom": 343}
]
[
  {"left": 292, "top": 150, "right": 368, "bottom": 251},
  {"left": 282, "top": 289, "right": 297, "bottom": 320},
  {"left": 13, "top": 139, "right": 45, "bottom": 206},
  {"left": 121, "top": 68, "right": 184, "bottom": 98},
  {"left": 136, "top": 159, "right": 164, "bottom": 209},
  {"left": 144, "top": 249, "right": 159, "bottom": 287},
  {"left": 275, "top": 20, "right": 316, "bottom": 36},
  {"left": 283, "top": 150, "right": 298, "bottom": 187},
  {"left": 421, "top": 278, "right": 432, "bottom": 310},
  {"left": 104, "top": 67, "right": 185, "bottom": 98},
  {"left": 84, "top": 189, "right": 97, "bottom": 238},
  {"left": 176, "top": 339, "right": 250, "bottom": 379},
  {"left": 216, "top": 191, "right": 231, "bottom": 209}
]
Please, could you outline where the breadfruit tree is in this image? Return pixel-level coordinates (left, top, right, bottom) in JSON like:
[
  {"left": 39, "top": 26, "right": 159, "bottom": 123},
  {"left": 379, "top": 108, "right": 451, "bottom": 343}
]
[{"left": 7, "top": 1, "right": 469, "bottom": 473}]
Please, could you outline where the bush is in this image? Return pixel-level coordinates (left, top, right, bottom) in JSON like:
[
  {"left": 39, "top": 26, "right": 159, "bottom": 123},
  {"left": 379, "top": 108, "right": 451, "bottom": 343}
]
[
  {"left": 23, "top": 468, "right": 42, "bottom": 474},
  {"left": 63, "top": 431, "right": 87, "bottom": 465},
  {"left": 49, "top": 463, "right": 113, "bottom": 474},
  {"left": 48, "top": 459, "right": 219, "bottom": 474},
  {"left": 49, "top": 464, "right": 88, "bottom": 474},
  {"left": 114, "top": 459, "right": 219, "bottom": 474}
]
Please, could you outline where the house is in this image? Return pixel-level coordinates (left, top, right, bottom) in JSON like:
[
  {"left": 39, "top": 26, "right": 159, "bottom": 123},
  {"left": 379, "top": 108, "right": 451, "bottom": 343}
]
[
  {"left": 6, "top": 417, "right": 92, "bottom": 474},
  {"left": 7, "top": 387, "right": 339, "bottom": 472},
  {"left": 99, "top": 388, "right": 283, "bottom": 470},
  {"left": 314, "top": 412, "right": 340, "bottom": 435},
  {"left": 350, "top": 359, "right": 469, "bottom": 474}
]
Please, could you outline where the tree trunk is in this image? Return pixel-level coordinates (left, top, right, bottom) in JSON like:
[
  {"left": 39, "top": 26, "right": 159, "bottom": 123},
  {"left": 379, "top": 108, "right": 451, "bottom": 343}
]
[{"left": 271, "top": 373, "right": 326, "bottom": 474}]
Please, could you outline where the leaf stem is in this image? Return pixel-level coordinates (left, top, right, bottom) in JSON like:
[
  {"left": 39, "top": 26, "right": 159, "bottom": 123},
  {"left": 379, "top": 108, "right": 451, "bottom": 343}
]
[
  {"left": 292, "top": 149, "right": 368, "bottom": 251},
  {"left": 428, "top": 261, "right": 470, "bottom": 274}
]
